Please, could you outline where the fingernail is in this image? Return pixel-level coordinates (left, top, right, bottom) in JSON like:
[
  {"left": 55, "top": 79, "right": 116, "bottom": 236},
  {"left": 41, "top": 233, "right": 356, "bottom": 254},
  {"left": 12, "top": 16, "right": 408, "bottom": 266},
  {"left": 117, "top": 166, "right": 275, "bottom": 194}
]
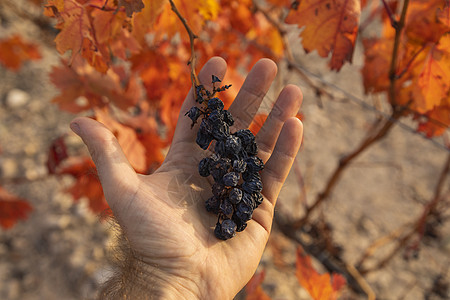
[{"left": 70, "top": 122, "right": 81, "bottom": 135}]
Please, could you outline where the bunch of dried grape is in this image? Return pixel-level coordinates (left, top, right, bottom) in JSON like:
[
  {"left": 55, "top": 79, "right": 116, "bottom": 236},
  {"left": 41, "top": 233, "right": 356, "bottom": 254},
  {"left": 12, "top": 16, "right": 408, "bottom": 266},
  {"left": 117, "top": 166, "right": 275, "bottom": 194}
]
[{"left": 185, "top": 75, "right": 264, "bottom": 240}]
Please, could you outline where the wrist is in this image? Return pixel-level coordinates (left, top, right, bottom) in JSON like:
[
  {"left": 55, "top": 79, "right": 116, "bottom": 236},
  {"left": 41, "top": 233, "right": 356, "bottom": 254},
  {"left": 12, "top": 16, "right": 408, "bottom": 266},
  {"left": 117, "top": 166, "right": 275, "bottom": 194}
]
[{"left": 99, "top": 248, "right": 205, "bottom": 300}]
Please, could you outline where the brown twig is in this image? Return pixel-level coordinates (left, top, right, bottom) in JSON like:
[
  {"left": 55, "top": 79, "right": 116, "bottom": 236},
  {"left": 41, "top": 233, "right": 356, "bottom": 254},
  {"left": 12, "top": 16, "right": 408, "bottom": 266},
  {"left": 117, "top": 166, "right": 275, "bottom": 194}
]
[
  {"left": 356, "top": 153, "right": 450, "bottom": 274},
  {"left": 381, "top": 0, "right": 398, "bottom": 29},
  {"left": 275, "top": 216, "right": 374, "bottom": 297},
  {"left": 289, "top": 0, "right": 412, "bottom": 228},
  {"left": 388, "top": 0, "right": 410, "bottom": 106},
  {"left": 168, "top": 0, "right": 199, "bottom": 90},
  {"left": 291, "top": 107, "right": 403, "bottom": 228}
]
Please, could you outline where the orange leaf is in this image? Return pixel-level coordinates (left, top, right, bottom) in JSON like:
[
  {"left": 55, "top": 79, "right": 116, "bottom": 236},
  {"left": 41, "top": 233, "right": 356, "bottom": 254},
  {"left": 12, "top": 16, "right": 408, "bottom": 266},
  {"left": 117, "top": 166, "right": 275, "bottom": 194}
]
[
  {"left": 286, "top": 0, "right": 361, "bottom": 71},
  {"left": 94, "top": 108, "right": 147, "bottom": 173},
  {"left": 118, "top": 0, "right": 145, "bottom": 17},
  {"left": 131, "top": 0, "right": 167, "bottom": 43},
  {"left": 0, "top": 35, "right": 41, "bottom": 71},
  {"left": 58, "top": 156, "right": 110, "bottom": 214},
  {"left": 412, "top": 41, "right": 450, "bottom": 113},
  {"left": 249, "top": 114, "right": 268, "bottom": 135},
  {"left": 121, "top": 101, "right": 168, "bottom": 172},
  {"left": 266, "top": 0, "right": 292, "bottom": 8},
  {"left": 50, "top": 58, "right": 141, "bottom": 112},
  {"left": 151, "top": 0, "right": 219, "bottom": 42},
  {"left": 245, "top": 270, "right": 271, "bottom": 300},
  {"left": 405, "top": 0, "right": 449, "bottom": 44},
  {"left": 361, "top": 37, "right": 392, "bottom": 93},
  {"left": 296, "top": 247, "right": 346, "bottom": 300},
  {"left": 0, "top": 187, "right": 33, "bottom": 229},
  {"left": 416, "top": 106, "right": 450, "bottom": 137}
]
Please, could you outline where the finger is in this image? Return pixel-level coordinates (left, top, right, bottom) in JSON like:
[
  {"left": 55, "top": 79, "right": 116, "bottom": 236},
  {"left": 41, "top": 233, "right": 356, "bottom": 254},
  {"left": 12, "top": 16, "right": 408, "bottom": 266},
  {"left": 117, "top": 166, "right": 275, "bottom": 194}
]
[
  {"left": 256, "top": 85, "right": 303, "bottom": 163},
  {"left": 261, "top": 117, "right": 303, "bottom": 205},
  {"left": 228, "top": 59, "right": 277, "bottom": 130},
  {"left": 70, "top": 117, "right": 139, "bottom": 211},
  {"left": 170, "top": 57, "right": 227, "bottom": 147}
]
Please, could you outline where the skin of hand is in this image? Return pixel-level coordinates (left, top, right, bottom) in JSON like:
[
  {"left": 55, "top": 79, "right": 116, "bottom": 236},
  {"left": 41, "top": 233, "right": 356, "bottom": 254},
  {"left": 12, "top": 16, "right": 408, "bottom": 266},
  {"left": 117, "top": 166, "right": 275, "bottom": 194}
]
[{"left": 70, "top": 57, "right": 303, "bottom": 299}]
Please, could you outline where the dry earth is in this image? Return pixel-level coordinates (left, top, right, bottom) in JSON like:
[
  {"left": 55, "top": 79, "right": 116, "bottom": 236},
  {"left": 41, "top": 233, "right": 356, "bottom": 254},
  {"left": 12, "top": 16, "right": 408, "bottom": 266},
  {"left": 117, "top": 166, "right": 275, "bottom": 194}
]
[{"left": 0, "top": 1, "right": 449, "bottom": 300}]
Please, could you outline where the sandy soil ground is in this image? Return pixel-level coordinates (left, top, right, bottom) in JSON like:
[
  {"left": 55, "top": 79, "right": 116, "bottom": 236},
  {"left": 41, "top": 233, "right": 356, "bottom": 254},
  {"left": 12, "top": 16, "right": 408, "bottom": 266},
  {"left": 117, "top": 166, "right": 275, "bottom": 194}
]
[{"left": 1, "top": 1, "right": 449, "bottom": 300}]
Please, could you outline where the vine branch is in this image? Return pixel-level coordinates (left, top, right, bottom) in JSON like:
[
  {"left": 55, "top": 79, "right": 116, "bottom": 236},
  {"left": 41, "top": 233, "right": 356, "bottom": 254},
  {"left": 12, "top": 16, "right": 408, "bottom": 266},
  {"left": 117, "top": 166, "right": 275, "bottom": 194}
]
[
  {"left": 168, "top": 0, "right": 199, "bottom": 90},
  {"left": 388, "top": 0, "right": 410, "bottom": 106},
  {"left": 356, "top": 153, "right": 450, "bottom": 274},
  {"left": 381, "top": 0, "right": 398, "bottom": 29}
]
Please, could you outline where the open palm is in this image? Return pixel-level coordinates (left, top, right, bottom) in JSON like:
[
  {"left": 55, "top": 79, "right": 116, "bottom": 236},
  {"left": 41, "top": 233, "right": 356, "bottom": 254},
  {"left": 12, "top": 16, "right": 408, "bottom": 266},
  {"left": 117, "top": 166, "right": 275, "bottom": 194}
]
[{"left": 71, "top": 57, "right": 303, "bottom": 299}]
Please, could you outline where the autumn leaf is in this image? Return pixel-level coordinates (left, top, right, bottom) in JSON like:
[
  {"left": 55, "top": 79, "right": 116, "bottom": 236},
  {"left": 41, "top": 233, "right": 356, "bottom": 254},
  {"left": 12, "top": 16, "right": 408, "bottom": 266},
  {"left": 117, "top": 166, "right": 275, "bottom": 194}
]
[
  {"left": 151, "top": 0, "right": 219, "bottom": 41},
  {"left": 118, "top": 0, "right": 145, "bottom": 17},
  {"left": 412, "top": 41, "right": 450, "bottom": 113},
  {"left": 47, "top": 136, "right": 69, "bottom": 174},
  {"left": 405, "top": 0, "right": 450, "bottom": 44},
  {"left": 118, "top": 102, "right": 167, "bottom": 172},
  {"left": 131, "top": 0, "right": 167, "bottom": 43},
  {"left": 266, "top": 0, "right": 292, "bottom": 8},
  {"left": 0, "top": 35, "right": 41, "bottom": 71},
  {"left": 416, "top": 106, "right": 450, "bottom": 137},
  {"left": 361, "top": 37, "right": 392, "bottom": 93},
  {"left": 249, "top": 114, "right": 268, "bottom": 135},
  {"left": 0, "top": 187, "right": 33, "bottom": 229},
  {"left": 94, "top": 108, "right": 147, "bottom": 173},
  {"left": 46, "top": 0, "right": 104, "bottom": 70},
  {"left": 296, "top": 247, "right": 346, "bottom": 300},
  {"left": 50, "top": 58, "right": 141, "bottom": 112},
  {"left": 286, "top": 0, "right": 361, "bottom": 71},
  {"left": 58, "top": 156, "right": 110, "bottom": 214},
  {"left": 245, "top": 270, "right": 271, "bottom": 300}
]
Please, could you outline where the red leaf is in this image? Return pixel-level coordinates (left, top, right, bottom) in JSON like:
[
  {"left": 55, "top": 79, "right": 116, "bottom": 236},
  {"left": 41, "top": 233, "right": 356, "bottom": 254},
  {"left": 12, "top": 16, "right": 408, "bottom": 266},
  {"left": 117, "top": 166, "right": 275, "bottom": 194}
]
[
  {"left": 118, "top": 0, "right": 145, "bottom": 17},
  {"left": 0, "top": 187, "right": 32, "bottom": 229},
  {"left": 245, "top": 270, "right": 271, "bottom": 300},
  {"left": 47, "top": 136, "right": 69, "bottom": 174},
  {"left": 286, "top": 0, "right": 361, "bottom": 71},
  {"left": 296, "top": 247, "right": 346, "bottom": 300},
  {"left": 58, "top": 156, "right": 110, "bottom": 214},
  {"left": 416, "top": 106, "right": 450, "bottom": 137},
  {"left": 0, "top": 35, "right": 41, "bottom": 71},
  {"left": 94, "top": 108, "right": 147, "bottom": 173}
]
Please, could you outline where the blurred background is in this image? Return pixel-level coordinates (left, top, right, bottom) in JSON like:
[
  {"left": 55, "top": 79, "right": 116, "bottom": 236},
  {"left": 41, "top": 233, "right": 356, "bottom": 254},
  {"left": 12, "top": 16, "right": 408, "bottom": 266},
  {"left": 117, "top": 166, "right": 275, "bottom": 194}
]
[{"left": 1, "top": 0, "right": 449, "bottom": 299}]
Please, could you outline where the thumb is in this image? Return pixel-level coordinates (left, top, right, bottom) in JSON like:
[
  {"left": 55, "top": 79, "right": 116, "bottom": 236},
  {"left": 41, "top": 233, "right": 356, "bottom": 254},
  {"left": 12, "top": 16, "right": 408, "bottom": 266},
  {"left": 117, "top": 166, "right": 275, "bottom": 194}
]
[{"left": 70, "top": 117, "right": 139, "bottom": 211}]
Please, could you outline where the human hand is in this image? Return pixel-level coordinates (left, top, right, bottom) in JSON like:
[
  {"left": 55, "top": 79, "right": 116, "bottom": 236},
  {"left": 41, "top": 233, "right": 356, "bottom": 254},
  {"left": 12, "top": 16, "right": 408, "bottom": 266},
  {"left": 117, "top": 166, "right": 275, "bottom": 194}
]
[{"left": 70, "top": 57, "right": 303, "bottom": 299}]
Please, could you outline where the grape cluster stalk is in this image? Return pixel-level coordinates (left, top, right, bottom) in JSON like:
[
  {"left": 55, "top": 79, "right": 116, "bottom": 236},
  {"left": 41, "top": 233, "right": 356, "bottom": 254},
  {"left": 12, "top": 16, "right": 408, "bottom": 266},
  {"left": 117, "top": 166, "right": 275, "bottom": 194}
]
[{"left": 185, "top": 75, "right": 264, "bottom": 240}]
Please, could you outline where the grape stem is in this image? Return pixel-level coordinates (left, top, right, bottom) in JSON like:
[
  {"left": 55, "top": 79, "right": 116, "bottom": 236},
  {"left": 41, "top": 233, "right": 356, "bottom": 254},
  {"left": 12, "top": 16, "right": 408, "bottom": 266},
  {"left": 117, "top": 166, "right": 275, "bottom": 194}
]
[{"left": 168, "top": 0, "right": 200, "bottom": 90}]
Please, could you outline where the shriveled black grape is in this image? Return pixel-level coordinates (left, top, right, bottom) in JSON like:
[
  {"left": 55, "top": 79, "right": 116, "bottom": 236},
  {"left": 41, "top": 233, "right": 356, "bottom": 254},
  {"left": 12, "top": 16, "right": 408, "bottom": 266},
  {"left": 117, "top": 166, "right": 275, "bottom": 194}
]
[
  {"left": 245, "top": 156, "right": 264, "bottom": 173},
  {"left": 253, "top": 192, "right": 264, "bottom": 207},
  {"left": 235, "top": 129, "right": 255, "bottom": 147},
  {"left": 205, "top": 196, "right": 220, "bottom": 214},
  {"left": 236, "top": 202, "right": 253, "bottom": 222},
  {"left": 208, "top": 97, "right": 224, "bottom": 111},
  {"left": 232, "top": 159, "right": 247, "bottom": 173},
  {"left": 228, "top": 188, "right": 242, "bottom": 205},
  {"left": 198, "top": 157, "right": 211, "bottom": 177},
  {"left": 196, "top": 131, "right": 213, "bottom": 150},
  {"left": 242, "top": 177, "right": 263, "bottom": 194},
  {"left": 241, "top": 192, "right": 256, "bottom": 209},
  {"left": 220, "top": 199, "right": 233, "bottom": 215},
  {"left": 225, "top": 135, "right": 242, "bottom": 157},
  {"left": 185, "top": 106, "right": 202, "bottom": 124},
  {"left": 222, "top": 172, "right": 239, "bottom": 187},
  {"left": 232, "top": 213, "right": 248, "bottom": 232},
  {"left": 223, "top": 110, "right": 234, "bottom": 126},
  {"left": 211, "top": 121, "right": 230, "bottom": 141}
]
